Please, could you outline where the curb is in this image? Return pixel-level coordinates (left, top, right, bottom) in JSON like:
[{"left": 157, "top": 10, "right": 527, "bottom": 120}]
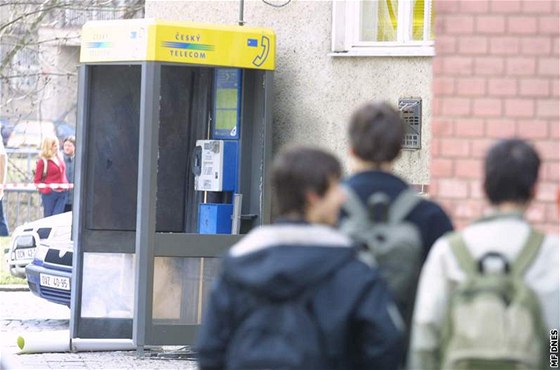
[
  {"left": 0, "top": 285, "right": 29, "bottom": 292},
  {"left": 0, "top": 350, "right": 24, "bottom": 370}
]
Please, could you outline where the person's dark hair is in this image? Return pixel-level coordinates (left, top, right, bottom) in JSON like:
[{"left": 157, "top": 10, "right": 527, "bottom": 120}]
[
  {"left": 63, "top": 135, "right": 76, "bottom": 145},
  {"left": 484, "top": 138, "right": 541, "bottom": 205},
  {"left": 348, "top": 101, "right": 404, "bottom": 164},
  {"left": 272, "top": 146, "right": 342, "bottom": 217}
]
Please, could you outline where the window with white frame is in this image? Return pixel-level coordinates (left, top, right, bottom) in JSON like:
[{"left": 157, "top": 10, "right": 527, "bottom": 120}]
[
  {"left": 332, "top": 0, "right": 435, "bottom": 56},
  {"left": 10, "top": 46, "right": 40, "bottom": 93}
]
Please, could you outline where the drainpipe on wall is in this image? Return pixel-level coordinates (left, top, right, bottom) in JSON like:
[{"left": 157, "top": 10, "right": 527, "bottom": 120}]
[{"left": 239, "top": 0, "right": 245, "bottom": 26}]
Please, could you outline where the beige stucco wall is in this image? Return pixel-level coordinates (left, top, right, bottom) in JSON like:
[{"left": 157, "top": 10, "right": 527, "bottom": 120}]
[
  {"left": 146, "top": 0, "right": 433, "bottom": 184},
  {"left": 1, "top": 28, "right": 79, "bottom": 125},
  {"left": 38, "top": 28, "right": 80, "bottom": 125}
]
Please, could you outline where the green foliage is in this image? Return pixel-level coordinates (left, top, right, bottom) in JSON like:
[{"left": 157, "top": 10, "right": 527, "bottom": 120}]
[{"left": 0, "top": 270, "right": 26, "bottom": 285}]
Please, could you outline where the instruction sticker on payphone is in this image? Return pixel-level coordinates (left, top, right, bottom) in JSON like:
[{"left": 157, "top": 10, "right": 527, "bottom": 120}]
[
  {"left": 193, "top": 139, "right": 238, "bottom": 192},
  {"left": 213, "top": 68, "right": 241, "bottom": 140}
]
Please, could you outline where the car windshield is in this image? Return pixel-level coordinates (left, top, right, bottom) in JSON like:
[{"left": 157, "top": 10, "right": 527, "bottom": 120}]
[{"left": 55, "top": 123, "right": 75, "bottom": 139}]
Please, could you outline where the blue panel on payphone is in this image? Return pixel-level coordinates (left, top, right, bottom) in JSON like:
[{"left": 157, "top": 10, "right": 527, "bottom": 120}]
[
  {"left": 213, "top": 68, "right": 241, "bottom": 140},
  {"left": 199, "top": 203, "right": 234, "bottom": 234}
]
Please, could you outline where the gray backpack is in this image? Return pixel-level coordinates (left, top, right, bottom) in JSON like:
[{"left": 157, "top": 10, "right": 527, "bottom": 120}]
[
  {"left": 340, "top": 186, "right": 423, "bottom": 324},
  {"left": 442, "top": 229, "right": 547, "bottom": 370}
]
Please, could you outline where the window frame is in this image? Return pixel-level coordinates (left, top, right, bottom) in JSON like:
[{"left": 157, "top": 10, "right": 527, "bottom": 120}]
[
  {"left": 10, "top": 46, "right": 40, "bottom": 93},
  {"left": 331, "top": 0, "right": 435, "bottom": 57}
]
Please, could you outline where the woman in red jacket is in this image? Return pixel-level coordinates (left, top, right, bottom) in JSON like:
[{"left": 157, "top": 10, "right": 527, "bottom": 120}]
[{"left": 34, "top": 136, "right": 69, "bottom": 217}]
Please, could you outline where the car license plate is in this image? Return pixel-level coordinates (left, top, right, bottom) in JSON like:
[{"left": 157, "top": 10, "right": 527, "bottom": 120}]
[
  {"left": 40, "top": 273, "right": 70, "bottom": 291},
  {"left": 15, "top": 248, "right": 35, "bottom": 260}
]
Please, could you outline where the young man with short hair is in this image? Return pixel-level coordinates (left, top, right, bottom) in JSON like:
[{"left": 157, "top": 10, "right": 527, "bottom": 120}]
[
  {"left": 196, "top": 146, "right": 404, "bottom": 370},
  {"left": 62, "top": 135, "right": 75, "bottom": 212},
  {"left": 409, "top": 138, "right": 560, "bottom": 369},
  {"left": 341, "top": 101, "right": 454, "bottom": 329}
]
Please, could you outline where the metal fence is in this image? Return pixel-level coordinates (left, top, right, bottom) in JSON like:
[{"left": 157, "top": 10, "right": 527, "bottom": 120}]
[{"left": 4, "top": 148, "right": 45, "bottom": 234}]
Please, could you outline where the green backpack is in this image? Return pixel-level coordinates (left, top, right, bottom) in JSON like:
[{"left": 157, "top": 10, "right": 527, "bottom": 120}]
[
  {"left": 442, "top": 229, "right": 548, "bottom": 370},
  {"left": 339, "top": 186, "right": 422, "bottom": 328}
]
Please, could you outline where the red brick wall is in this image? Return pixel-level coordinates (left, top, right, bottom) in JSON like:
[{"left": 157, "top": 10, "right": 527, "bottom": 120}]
[{"left": 431, "top": 0, "right": 559, "bottom": 233}]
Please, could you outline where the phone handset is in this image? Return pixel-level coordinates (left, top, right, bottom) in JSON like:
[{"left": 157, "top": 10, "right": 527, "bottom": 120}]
[
  {"left": 192, "top": 145, "right": 202, "bottom": 177},
  {"left": 252, "top": 36, "right": 270, "bottom": 67}
]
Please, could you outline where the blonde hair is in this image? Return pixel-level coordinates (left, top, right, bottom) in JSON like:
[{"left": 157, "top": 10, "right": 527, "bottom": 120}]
[{"left": 40, "top": 136, "right": 59, "bottom": 159}]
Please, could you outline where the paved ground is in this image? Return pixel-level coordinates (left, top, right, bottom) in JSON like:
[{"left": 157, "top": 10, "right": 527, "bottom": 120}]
[{"left": 1, "top": 290, "right": 198, "bottom": 369}]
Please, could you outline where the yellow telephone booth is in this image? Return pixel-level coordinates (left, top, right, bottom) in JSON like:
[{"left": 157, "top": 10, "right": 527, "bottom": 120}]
[{"left": 70, "top": 19, "right": 275, "bottom": 351}]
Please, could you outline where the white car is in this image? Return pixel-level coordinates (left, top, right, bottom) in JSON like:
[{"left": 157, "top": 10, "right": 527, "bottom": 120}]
[{"left": 6, "top": 212, "right": 72, "bottom": 279}]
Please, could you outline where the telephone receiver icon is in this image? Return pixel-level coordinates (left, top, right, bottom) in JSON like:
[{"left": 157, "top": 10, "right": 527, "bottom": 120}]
[{"left": 252, "top": 36, "right": 270, "bottom": 67}]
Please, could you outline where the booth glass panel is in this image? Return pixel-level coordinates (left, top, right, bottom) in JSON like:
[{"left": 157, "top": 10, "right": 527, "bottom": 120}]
[
  {"left": 152, "top": 257, "right": 220, "bottom": 324},
  {"left": 156, "top": 66, "right": 212, "bottom": 234},
  {"left": 86, "top": 65, "right": 141, "bottom": 232},
  {"left": 81, "top": 252, "right": 135, "bottom": 318}
]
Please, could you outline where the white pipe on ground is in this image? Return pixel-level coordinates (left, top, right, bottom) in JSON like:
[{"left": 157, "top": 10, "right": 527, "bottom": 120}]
[
  {"left": 16, "top": 331, "right": 136, "bottom": 354},
  {"left": 16, "top": 331, "right": 69, "bottom": 354},
  {"left": 71, "top": 338, "right": 136, "bottom": 352}
]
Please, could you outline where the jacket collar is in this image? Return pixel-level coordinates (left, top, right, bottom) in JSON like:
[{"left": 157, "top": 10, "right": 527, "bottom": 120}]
[{"left": 229, "top": 223, "right": 353, "bottom": 258}]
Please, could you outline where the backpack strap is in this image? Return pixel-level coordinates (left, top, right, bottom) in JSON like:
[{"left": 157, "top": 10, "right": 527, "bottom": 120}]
[
  {"left": 388, "top": 189, "right": 422, "bottom": 224},
  {"left": 448, "top": 232, "right": 477, "bottom": 277},
  {"left": 342, "top": 186, "right": 421, "bottom": 224},
  {"left": 512, "top": 228, "right": 544, "bottom": 277},
  {"left": 341, "top": 185, "right": 369, "bottom": 220},
  {"left": 449, "top": 228, "right": 544, "bottom": 278}
]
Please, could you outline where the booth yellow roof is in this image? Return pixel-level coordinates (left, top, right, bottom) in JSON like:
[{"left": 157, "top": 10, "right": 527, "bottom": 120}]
[{"left": 80, "top": 19, "right": 276, "bottom": 70}]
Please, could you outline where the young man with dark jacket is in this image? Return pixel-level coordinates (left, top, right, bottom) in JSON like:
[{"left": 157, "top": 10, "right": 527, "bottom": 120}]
[
  {"left": 196, "top": 146, "right": 404, "bottom": 370},
  {"left": 341, "top": 101, "right": 454, "bottom": 337}
]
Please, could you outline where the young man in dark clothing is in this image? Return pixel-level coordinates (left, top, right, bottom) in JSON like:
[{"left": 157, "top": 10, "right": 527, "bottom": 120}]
[
  {"left": 340, "top": 102, "right": 454, "bottom": 338},
  {"left": 62, "top": 135, "right": 75, "bottom": 213},
  {"left": 196, "top": 146, "right": 404, "bottom": 370}
]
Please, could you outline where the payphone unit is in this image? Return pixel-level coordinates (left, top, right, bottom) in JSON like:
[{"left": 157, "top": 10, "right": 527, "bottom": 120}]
[
  {"left": 193, "top": 139, "right": 238, "bottom": 193},
  {"left": 194, "top": 138, "right": 239, "bottom": 234}
]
